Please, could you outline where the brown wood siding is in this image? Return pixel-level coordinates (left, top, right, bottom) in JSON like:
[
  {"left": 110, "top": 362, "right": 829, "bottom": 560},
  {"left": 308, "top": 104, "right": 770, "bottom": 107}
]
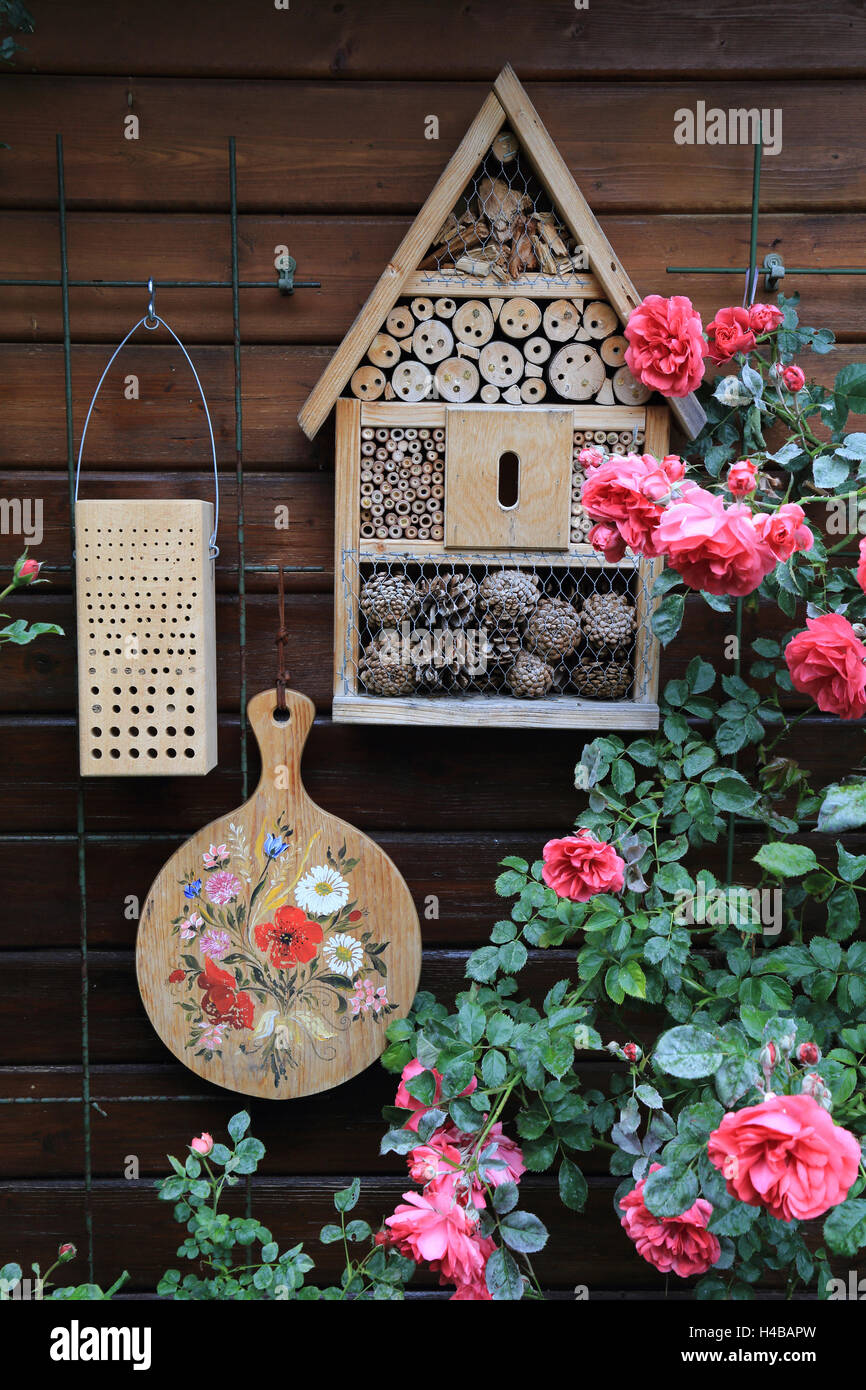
[{"left": 1, "top": 0, "right": 864, "bottom": 1294}]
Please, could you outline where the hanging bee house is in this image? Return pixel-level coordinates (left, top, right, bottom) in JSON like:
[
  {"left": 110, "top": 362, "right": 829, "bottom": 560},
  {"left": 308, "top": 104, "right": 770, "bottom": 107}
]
[
  {"left": 299, "top": 66, "right": 706, "bottom": 730},
  {"left": 75, "top": 305, "right": 219, "bottom": 775}
]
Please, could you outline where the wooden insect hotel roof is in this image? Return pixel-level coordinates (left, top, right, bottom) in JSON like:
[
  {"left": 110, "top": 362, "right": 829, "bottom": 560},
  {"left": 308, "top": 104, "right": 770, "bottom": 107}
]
[{"left": 298, "top": 64, "right": 706, "bottom": 442}]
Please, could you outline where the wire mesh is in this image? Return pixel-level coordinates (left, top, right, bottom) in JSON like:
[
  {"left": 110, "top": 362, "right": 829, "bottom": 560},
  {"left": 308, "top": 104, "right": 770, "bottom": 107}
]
[
  {"left": 417, "top": 129, "right": 583, "bottom": 286},
  {"left": 342, "top": 551, "right": 654, "bottom": 704}
]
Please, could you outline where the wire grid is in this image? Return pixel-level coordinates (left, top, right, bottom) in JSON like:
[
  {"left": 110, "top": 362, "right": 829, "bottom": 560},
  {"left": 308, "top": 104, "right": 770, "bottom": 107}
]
[
  {"left": 417, "top": 130, "right": 582, "bottom": 287},
  {"left": 342, "top": 552, "right": 654, "bottom": 703}
]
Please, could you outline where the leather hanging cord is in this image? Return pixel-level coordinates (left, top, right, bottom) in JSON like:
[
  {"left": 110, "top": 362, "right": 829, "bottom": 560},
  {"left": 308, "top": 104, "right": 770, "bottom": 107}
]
[{"left": 275, "top": 565, "right": 290, "bottom": 709}]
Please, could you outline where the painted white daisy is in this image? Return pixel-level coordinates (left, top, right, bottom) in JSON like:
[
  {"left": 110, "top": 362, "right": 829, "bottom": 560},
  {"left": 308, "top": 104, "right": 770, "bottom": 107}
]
[
  {"left": 295, "top": 864, "right": 350, "bottom": 916},
  {"left": 323, "top": 933, "right": 365, "bottom": 979}
]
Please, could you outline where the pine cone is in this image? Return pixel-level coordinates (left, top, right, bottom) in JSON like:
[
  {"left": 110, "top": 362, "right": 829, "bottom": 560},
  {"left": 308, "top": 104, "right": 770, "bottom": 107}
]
[
  {"left": 480, "top": 622, "right": 522, "bottom": 672},
  {"left": 418, "top": 573, "right": 478, "bottom": 626},
  {"left": 580, "top": 592, "right": 636, "bottom": 651},
  {"left": 506, "top": 650, "right": 554, "bottom": 698},
  {"left": 525, "top": 597, "right": 582, "bottom": 660},
  {"left": 571, "top": 657, "right": 632, "bottom": 699},
  {"left": 359, "top": 572, "right": 418, "bottom": 629},
  {"left": 478, "top": 570, "right": 541, "bottom": 622},
  {"left": 358, "top": 635, "right": 417, "bottom": 696},
  {"left": 413, "top": 625, "right": 481, "bottom": 691}
]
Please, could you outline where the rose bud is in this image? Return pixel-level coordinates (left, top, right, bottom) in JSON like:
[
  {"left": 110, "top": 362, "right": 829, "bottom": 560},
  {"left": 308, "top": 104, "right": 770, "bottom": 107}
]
[
  {"left": 727, "top": 458, "right": 758, "bottom": 496},
  {"left": 797, "top": 1041, "right": 821, "bottom": 1066},
  {"left": 623, "top": 1042, "right": 641, "bottom": 1063},
  {"left": 605, "top": 1041, "right": 621, "bottom": 1055},
  {"left": 190, "top": 1131, "right": 214, "bottom": 1156},
  {"left": 801, "top": 1072, "right": 833, "bottom": 1111},
  {"left": 13, "top": 556, "right": 41, "bottom": 586},
  {"left": 57, "top": 1242, "right": 76, "bottom": 1262},
  {"left": 168, "top": 968, "right": 185, "bottom": 984},
  {"left": 760, "top": 1041, "right": 778, "bottom": 1080},
  {"left": 781, "top": 364, "right": 806, "bottom": 393}
]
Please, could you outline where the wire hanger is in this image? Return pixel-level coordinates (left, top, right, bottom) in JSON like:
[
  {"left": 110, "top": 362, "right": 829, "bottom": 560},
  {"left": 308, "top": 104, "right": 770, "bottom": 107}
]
[{"left": 74, "top": 279, "right": 220, "bottom": 558}]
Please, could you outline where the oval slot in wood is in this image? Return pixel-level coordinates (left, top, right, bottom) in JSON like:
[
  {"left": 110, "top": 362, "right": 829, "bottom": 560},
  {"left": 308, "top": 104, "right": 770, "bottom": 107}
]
[{"left": 497, "top": 450, "right": 520, "bottom": 510}]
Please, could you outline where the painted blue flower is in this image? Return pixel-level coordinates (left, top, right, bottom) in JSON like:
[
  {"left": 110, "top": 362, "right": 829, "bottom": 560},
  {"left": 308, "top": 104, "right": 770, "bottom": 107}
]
[
  {"left": 184, "top": 878, "right": 202, "bottom": 900},
  {"left": 264, "top": 835, "right": 288, "bottom": 859}
]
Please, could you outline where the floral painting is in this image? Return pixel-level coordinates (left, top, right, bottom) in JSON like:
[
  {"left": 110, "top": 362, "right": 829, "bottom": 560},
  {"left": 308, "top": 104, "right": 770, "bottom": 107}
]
[{"left": 166, "top": 817, "right": 396, "bottom": 1087}]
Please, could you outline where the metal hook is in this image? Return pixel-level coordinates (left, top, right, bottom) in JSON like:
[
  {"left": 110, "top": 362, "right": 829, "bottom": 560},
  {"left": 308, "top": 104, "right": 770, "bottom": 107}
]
[{"left": 145, "top": 277, "right": 157, "bottom": 329}]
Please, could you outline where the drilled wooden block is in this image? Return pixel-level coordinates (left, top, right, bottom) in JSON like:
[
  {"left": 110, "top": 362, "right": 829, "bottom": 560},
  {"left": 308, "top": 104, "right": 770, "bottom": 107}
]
[{"left": 75, "top": 499, "right": 218, "bottom": 776}]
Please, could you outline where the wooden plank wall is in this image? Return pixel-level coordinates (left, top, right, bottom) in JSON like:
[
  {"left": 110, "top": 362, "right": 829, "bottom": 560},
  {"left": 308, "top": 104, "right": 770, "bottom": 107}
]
[{"left": 0, "top": 0, "right": 865, "bottom": 1296}]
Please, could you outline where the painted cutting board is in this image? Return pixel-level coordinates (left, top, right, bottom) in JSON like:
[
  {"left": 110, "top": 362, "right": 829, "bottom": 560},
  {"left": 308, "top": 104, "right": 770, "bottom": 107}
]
[{"left": 136, "top": 688, "right": 422, "bottom": 1098}]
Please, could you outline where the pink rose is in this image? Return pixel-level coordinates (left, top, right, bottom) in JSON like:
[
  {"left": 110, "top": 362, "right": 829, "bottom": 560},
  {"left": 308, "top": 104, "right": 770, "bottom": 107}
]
[
  {"left": 18, "top": 558, "right": 40, "bottom": 580},
  {"left": 706, "top": 306, "right": 756, "bottom": 364},
  {"left": 588, "top": 522, "right": 627, "bottom": 563},
  {"left": 624, "top": 294, "right": 705, "bottom": 398},
  {"left": 656, "top": 487, "right": 777, "bottom": 597},
  {"left": 449, "top": 1241, "right": 497, "bottom": 1300},
  {"left": 781, "top": 364, "right": 806, "bottom": 393},
  {"left": 396, "top": 1059, "right": 477, "bottom": 1133},
  {"left": 727, "top": 459, "right": 758, "bottom": 496},
  {"left": 542, "top": 830, "right": 625, "bottom": 902},
  {"left": 620, "top": 1164, "right": 721, "bottom": 1277},
  {"left": 190, "top": 1131, "right": 213, "bottom": 1156},
  {"left": 753, "top": 503, "right": 814, "bottom": 561},
  {"left": 384, "top": 1178, "right": 486, "bottom": 1286},
  {"left": 473, "top": 1121, "right": 525, "bottom": 1193},
  {"left": 707, "top": 1093, "right": 860, "bottom": 1221},
  {"left": 784, "top": 613, "right": 866, "bottom": 719},
  {"left": 748, "top": 302, "right": 784, "bottom": 334},
  {"left": 857, "top": 537, "right": 866, "bottom": 594},
  {"left": 581, "top": 452, "right": 681, "bottom": 558}
]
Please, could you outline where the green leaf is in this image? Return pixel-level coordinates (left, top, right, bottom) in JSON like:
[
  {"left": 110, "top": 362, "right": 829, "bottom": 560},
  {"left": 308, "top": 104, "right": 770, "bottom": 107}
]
[
  {"left": 837, "top": 845, "right": 866, "bottom": 883},
  {"left": 319, "top": 1224, "right": 343, "bottom": 1245},
  {"left": 334, "top": 1178, "right": 360, "bottom": 1213},
  {"left": 491, "top": 1181, "right": 519, "bottom": 1215},
  {"left": 495, "top": 869, "right": 526, "bottom": 897},
  {"left": 405, "top": 1069, "right": 437, "bottom": 1106},
  {"left": 824, "top": 1198, "right": 866, "bottom": 1257},
  {"left": 711, "top": 777, "right": 759, "bottom": 814},
  {"left": 652, "top": 592, "right": 685, "bottom": 648},
  {"left": 753, "top": 842, "right": 819, "bottom": 877},
  {"left": 500, "top": 1210, "right": 549, "bottom": 1254},
  {"left": 498, "top": 939, "right": 528, "bottom": 974},
  {"left": 482, "top": 1049, "right": 507, "bottom": 1089},
  {"left": 835, "top": 363, "right": 866, "bottom": 414},
  {"left": 642, "top": 1165, "right": 699, "bottom": 1218},
  {"left": 227, "top": 1111, "right": 250, "bottom": 1142},
  {"left": 809, "top": 937, "right": 842, "bottom": 971},
  {"left": 487, "top": 1012, "right": 515, "bottom": 1047},
  {"left": 618, "top": 960, "right": 647, "bottom": 1000},
  {"left": 635, "top": 1083, "right": 663, "bottom": 1109},
  {"left": 558, "top": 1157, "right": 588, "bottom": 1212},
  {"left": 654, "top": 1026, "right": 724, "bottom": 1079},
  {"left": 818, "top": 782, "right": 866, "bottom": 834},
  {"left": 465, "top": 946, "right": 500, "bottom": 983},
  {"left": 485, "top": 1246, "right": 523, "bottom": 1300}
]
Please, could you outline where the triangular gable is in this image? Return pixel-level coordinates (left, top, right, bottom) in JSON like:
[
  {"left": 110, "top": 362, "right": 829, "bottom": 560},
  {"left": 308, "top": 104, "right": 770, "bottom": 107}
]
[{"left": 298, "top": 66, "right": 705, "bottom": 441}]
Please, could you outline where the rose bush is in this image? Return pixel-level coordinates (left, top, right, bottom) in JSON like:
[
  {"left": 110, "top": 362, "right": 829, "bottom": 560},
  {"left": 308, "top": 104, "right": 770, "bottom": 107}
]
[{"left": 377, "top": 291, "right": 866, "bottom": 1299}]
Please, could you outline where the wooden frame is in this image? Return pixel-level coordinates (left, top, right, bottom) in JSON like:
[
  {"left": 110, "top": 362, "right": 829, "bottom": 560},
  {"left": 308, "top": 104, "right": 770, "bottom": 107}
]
[{"left": 332, "top": 400, "right": 665, "bottom": 730}]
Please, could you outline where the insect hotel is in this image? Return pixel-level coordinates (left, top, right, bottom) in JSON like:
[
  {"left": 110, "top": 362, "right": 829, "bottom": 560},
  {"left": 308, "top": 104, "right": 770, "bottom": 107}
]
[{"left": 299, "top": 66, "right": 705, "bottom": 729}]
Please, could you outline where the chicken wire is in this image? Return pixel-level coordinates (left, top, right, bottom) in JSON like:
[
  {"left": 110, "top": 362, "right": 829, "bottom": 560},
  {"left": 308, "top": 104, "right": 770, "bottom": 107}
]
[
  {"left": 417, "top": 130, "right": 584, "bottom": 288},
  {"left": 340, "top": 552, "right": 655, "bottom": 704}
]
